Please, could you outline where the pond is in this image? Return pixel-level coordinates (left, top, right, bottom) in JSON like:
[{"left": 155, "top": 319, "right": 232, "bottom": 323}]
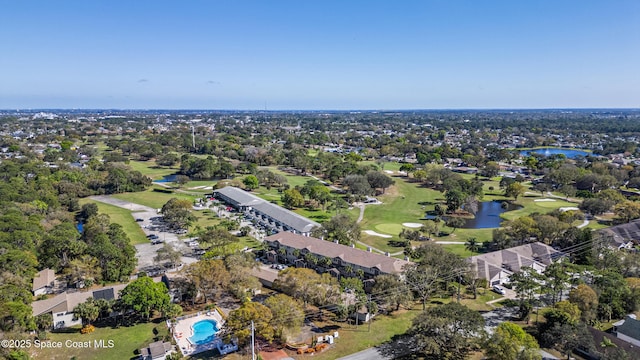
[
  {"left": 155, "top": 174, "right": 178, "bottom": 183},
  {"left": 457, "top": 201, "right": 521, "bottom": 229},
  {"left": 520, "top": 148, "right": 590, "bottom": 159}
]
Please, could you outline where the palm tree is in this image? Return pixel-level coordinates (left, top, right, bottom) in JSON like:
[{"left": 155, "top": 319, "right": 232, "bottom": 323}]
[
  {"left": 356, "top": 269, "right": 365, "bottom": 279},
  {"left": 320, "top": 256, "right": 333, "bottom": 268},
  {"left": 465, "top": 237, "right": 480, "bottom": 253},
  {"left": 305, "top": 253, "right": 318, "bottom": 268}
]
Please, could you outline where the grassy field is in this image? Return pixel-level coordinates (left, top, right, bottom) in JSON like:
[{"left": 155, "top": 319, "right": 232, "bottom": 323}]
[
  {"left": 111, "top": 187, "right": 199, "bottom": 210},
  {"left": 30, "top": 320, "right": 169, "bottom": 360},
  {"left": 78, "top": 198, "right": 148, "bottom": 245},
  {"left": 128, "top": 160, "right": 178, "bottom": 180}
]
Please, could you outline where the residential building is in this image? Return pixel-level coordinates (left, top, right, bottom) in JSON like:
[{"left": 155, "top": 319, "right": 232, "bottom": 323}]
[
  {"left": 613, "top": 315, "right": 640, "bottom": 347},
  {"left": 263, "top": 232, "right": 410, "bottom": 279},
  {"left": 467, "top": 242, "right": 564, "bottom": 286},
  {"left": 140, "top": 341, "right": 175, "bottom": 360},
  {"left": 31, "top": 284, "right": 127, "bottom": 329},
  {"left": 213, "top": 186, "right": 319, "bottom": 236},
  {"left": 597, "top": 219, "right": 640, "bottom": 250},
  {"left": 32, "top": 268, "right": 57, "bottom": 296}
]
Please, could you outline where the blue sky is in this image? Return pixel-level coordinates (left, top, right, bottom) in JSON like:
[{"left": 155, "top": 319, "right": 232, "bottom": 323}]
[{"left": 1, "top": 0, "right": 638, "bottom": 109}]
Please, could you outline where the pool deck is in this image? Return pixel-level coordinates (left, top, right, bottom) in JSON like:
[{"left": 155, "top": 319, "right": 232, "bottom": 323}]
[{"left": 172, "top": 310, "right": 225, "bottom": 356}]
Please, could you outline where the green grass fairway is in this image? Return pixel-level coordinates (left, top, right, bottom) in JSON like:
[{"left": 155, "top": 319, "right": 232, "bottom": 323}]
[
  {"left": 111, "top": 187, "right": 197, "bottom": 210},
  {"left": 375, "top": 223, "right": 403, "bottom": 235},
  {"left": 31, "top": 321, "right": 168, "bottom": 360},
  {"left": 78, "top": 198, "right": 148, "bottom": 245},
  {"left": 128, "top": 160, "right": 178, "bottom": 180}
]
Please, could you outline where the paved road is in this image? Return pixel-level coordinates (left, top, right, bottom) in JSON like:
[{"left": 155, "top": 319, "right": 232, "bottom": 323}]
[{"left": 336, "top": 347, "right": 389, "bottom": 360}]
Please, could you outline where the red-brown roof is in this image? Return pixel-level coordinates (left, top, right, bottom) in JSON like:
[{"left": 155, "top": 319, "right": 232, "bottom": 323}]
[{"left": 264, "top": 232, "right": 410, "bottom": 274}]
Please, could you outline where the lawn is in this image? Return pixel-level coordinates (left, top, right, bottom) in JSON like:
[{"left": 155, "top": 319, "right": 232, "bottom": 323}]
[
  {"left": 293, "top": 308, "right": 419, "bottom": 360},
  {"left": 111, "top": 186, "right": 198, "bottom": 210},
  {"left": 30, "top": 320, "right": 169, "bottom": 360},
  {"left": 78, "top": 198, "right": 148, "bottom": 245},
  {"left": 128, "top": 159, "right": 178, "bottom": 180}
]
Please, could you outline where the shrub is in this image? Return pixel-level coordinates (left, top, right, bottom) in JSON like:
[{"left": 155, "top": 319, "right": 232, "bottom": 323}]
[{"left": 81, "top": 325, "right": 95, "bottom": 334}]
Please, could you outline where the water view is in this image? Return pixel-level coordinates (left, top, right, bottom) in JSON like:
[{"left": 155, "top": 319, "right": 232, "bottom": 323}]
[
  {"left": 459, "top": 201, "right": 521, "bottom": 229},
  {"left": 520, "top": 148, "right": 590, "bottom": 159}
]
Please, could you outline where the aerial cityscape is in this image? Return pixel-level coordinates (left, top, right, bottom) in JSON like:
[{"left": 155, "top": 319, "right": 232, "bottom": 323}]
[{"left": 1, "top": 1, "right": 639, "bottom": 360}]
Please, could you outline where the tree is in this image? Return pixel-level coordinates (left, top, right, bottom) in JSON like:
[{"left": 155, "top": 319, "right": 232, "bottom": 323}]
[
  {"left": 161, "top": 198, "right": 195, "bottom": 230},
  {"left": 509, "top": 267, "right": 543, "bottom": 320},
  {"left": 464, "top": 237, "right": 480, "bottom": 253},
  {"left": 541, "top": 323, "right": 594, "bottom": 360},
  {"left": 481, "top": 161, "right": 501, "bottom": 178},
  {"left": 118, "top": 276, "right": 170, "bottom": 321},
  {"left": 406, "top": 243, "right": 468, "bottom": 310},
  {"left": 225, "top": 301, "right": 274, "bottom": 345},
  {"left": 154, "top": 243, "right": 182, "bottom": 268},
  {"left": 73, "top": 298, "right": 100, "bottom": 325},
  {"left": 312, "top": 213, "right": 360, "bottom": 246},
  {"left": 484, "top": 322, "right": 541, "bottom": 360},
  {"left": 342, "top": 174, "right": 373, "bottom": 197},
  {"left": 371, "top": 274, "right": 413, "bottom": 311},
  {"left": 264, "top": 294, "right": 304, "bottom": 341},
  {"left": 281, "top": 188, "right": 305, "bottom": 209},
  {"left": 183, "top": 259, "right": 230, "bottom": 303},
  {"left": 198, "top": 227, "right": 240, "bottom": 257},
  {"left": 568, "top": 284, "right": 599, "bottom": 324},
  {"left": 543, "top": 262, "right": 570, "bottom": 304},
  {"left": 242, "top": 175, "right": 259, "bottom": 190},
  {"left": 408, "top": 302, "right": 485, "bottom": 360},
  {"left": 274, "top": 268, "right": 340, "bottom": 308},
  {"left": 366, "top": 171, "right": 395, "bottom": 194},
  {"left": 62, "top": 255, "right": 102, "bottom": 288},
  {"left": 446, "top": 217, "right": 465, "bottom": 234},
  {"left": 445, "top": 189, "right": 465, "bottom": 213},
  {"left": 505, "top": 182, "right": 526, "bottom": 200}
]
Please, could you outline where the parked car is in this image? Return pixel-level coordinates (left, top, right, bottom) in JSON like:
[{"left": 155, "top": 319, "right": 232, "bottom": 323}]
[
  {"left": 135, "top": 218, "right": 144, "bottom": 222},
  {"left": 492, "top": 285, "right": 507, "bottom": 295},
  {"left": 147, "top": 234, "right": 159, "bottom": 239}
]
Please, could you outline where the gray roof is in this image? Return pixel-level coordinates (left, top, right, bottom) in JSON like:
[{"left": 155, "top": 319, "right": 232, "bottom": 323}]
[
  {"left": 214, "top": 186, "right": 264, "bottom": 207},
  {"left": 32, "top": 283, "right": 129, "bottom": 316},
  {"left": 214, "top": 186, "right": 319, "bottom": 233},
  {"left": 599, "top": 219, "right": 640, "bottom": 246},
  {"left": 617, "top": 315, "right": 640, "bottom": 341},
  {"left": 32, "top": 268, "right": 56, "bottom": 291},
  {"left": 468, "top": 242, "right": 563, "bottom": 281}
]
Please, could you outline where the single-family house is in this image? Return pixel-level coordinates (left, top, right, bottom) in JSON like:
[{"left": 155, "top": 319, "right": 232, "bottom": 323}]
[
  {"left": 140, "top": 341, "right": 174, "bottom": 360},
  {"left": 598, "top": 219, "right": 640, "bottom": 250},
  {"left": 32, "top": 268, "right": 57, "bottom": 296},
  {"left": 613, "top": 315, "right": 640, "bottom": 347},
  {"left": 468, "top": 242, "right": 564, "bottom": 286},
  {"left": 31, "top": 284, "right": 127, "bottom": 329}
]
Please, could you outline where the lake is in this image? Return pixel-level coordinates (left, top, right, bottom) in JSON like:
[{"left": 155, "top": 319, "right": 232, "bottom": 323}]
[
  {"left": 520, "top": 148, "right": 590, "bottom": 159},
  {"left": 459, "top": 200, "right": 521, "bottom": 229}
]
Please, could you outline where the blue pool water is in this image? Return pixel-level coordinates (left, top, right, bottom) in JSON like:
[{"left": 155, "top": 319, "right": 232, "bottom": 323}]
[{"left": 189, "top": 320, "right": 219, "bottom": 345}]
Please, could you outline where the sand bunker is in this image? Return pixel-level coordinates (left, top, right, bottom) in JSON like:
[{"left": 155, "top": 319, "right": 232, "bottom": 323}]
[
  {"left": 403, "top": 222, "right": 423, "bottom": 228},
  {"left": 559, "top": 207, "right": 580, "bottom": 212},
  {"left": 363, "top": 230, "right": 392, "bottom": 238},
  {"left": 534, "top": 198, "right": 556, "bottom": 202}
]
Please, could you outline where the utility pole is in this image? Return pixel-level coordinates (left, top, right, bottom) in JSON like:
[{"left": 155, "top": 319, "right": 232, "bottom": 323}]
[
  {"left": 251, "top": 321, "right": 255, "bottom": 360},
  {"left": 191, "top": 126, "right": 196, "bottom": 150},
  {"left": 367, "top": 294, "right": 372, "bottom": 332}
]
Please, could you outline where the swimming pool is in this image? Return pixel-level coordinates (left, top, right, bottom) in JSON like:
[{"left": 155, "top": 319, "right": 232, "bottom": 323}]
[{"left": 189, "top": 319, "right": 219, "bottom": 345}]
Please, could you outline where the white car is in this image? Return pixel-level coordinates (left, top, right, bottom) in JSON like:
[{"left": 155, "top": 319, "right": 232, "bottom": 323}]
[{"left": 492, "top": 285, "right": 507, "bottom": 295}]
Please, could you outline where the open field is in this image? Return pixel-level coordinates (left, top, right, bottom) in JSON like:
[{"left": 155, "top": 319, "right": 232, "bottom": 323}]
[
  {"left": 30, "top": 320, "right": 169, "bottom": 360},
  {"left": 111, "top": 187, "right": 198, "bottom": 210},
  {"left": 128, "top": 160, "right": 178, "bottom": 180},
  {"left": 78, "top": 198, "right": 148, "bottom": 245}
]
